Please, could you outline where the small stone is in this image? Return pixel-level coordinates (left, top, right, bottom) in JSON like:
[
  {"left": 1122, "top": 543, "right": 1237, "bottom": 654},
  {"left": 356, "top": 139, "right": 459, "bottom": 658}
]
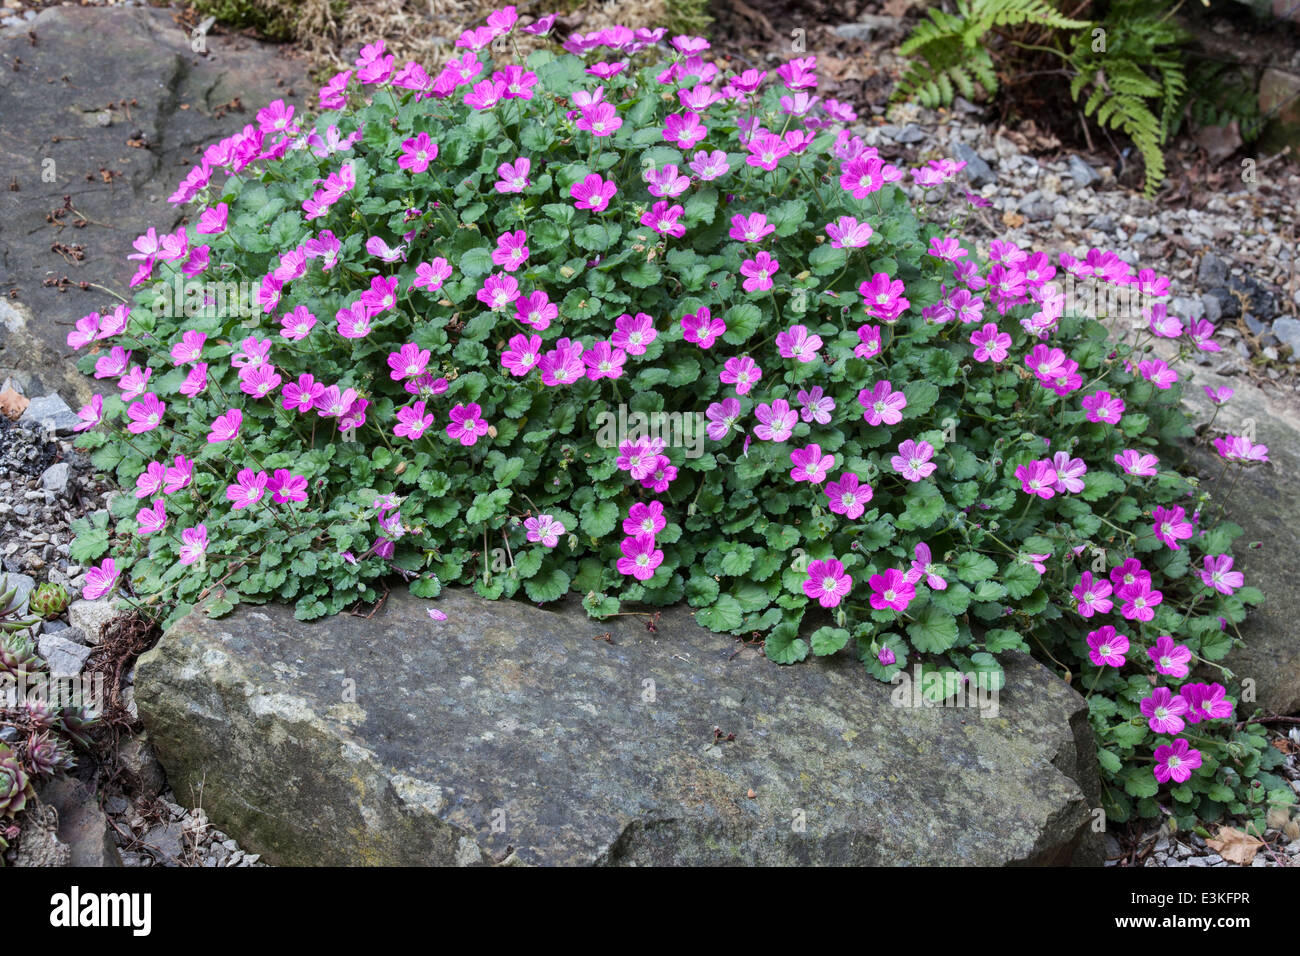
[
  {"left": 893, "top": 123, "right": 926, "bottom": 144},
  {"left": 19, "top": 394, "right": 79, "bottom": 435},
  {"left": 1066, "top": 154, "right": 1099, "bottom": 186},
  {"left": 953, "top": 142, "right": 996, "bottom": 188},
  {"left": 1199, "top": 252, "right": 1229, "bottom": 287},
  {"left": 1271, "top": 316, "right": 1300, "bottom": 353},
  {"left": 67, "top": 598, "right": 118, "bottom": 644},
  {"left": 36, "top": 634, "right": 92, "bottom": 677},
  {"left": 39, "top": 461, "right": 70, "bottom": 494}
]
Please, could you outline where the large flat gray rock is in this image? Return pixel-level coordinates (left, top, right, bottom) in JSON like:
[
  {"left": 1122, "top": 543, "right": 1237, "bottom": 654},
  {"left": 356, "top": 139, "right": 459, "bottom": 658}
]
[
  {"left": 1182, "top": 371, "right": 1300, "bottom": 715},
  {"left": 0, "top": 6, "right": 305, "bottom": 402},
  {"left": 137, "top": 588, "right": 1099, "bottom": 866}
]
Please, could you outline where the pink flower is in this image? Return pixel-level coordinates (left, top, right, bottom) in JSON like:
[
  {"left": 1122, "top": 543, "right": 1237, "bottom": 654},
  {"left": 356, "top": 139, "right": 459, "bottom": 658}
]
[
  {"left": 282, "top": 374, "right": 325, "bottom": 413},
  {"left": 267, "top": 470, "right": 308, "bottom": 503},
  {"left": 207, "top": 408, "right": 242, "bottom": 443},
  {"left": 796, "top": 386, "right": 835, "bottom": 424},
  {"left": 179, "top": 363, "right": 208, "bottom": 398},
  {"left": 1200, "top": 555, "right": 1243, "bottom": 595},
  {"left": 582, "top": 341, "right": 626, "bottom": 380},
  {"left": 706, "top": 398, "right": 742, "bottom": 441},
  {"left": 681, "top": 307, "right": 726, "bottom": 348},
  {"left": 1086, "top": 625, "right": 1129, "bottom": 667},
  {"left": 1110, "top": 558, "right": 1150, "bottom": 592},
  {"left": 127, "top": 394, "right": 165, "bottom": 434},
  {"left": 858, "top": 380, "right": 906, "bottom": 426},
  {"left": 1182, "top": 682, "right": 1234, "bottom": 724},
  {"left": 93, "top": 347, "right": 131, "bottom": 379},
  {"left": 446, "top": 403, "right": 489, "bottom": 446},
  {"left": 492, "top": 230, "right": 530, "bottom": 271},
  {"left": 476, "top": 273, "right": 520, "bottom": 311},
  {"left": 1117, "top": 580, "right": 1163, "bottom": 622},
  {"left": 1153, "top": 739, "right": 1201, "bottom": 784},
  {"left": 611, "top": 313, "right": 656, "bottom": 355},
  {"left": 178, "top": 525, "right": 208, "bottom": 566},
  {"left": 803, "top": 558, "right": 853, "bottom": 608},
  {"left": 617, "top": 533, "right": 663, "bottom": 581},
  {"left": 1015, "top": 459, "right": 1058, "bottom": 498},
  {"left": 502, "top": 333, "right": 543, "bottom": 377},
  {"left": 689, "top": 149, "right": 730, "bottom": 180},
  {"left": 662, "top": 112, "right": 707, "bottom": 148},
  {"left": 226, "top": 468, "right": 268, "bottom": 510},
  {"left": 164, "top": 455, "right": 193, "bottom": 493},
  {"left": 399, "top": 132, "right": 438, "bottom": 173},
  {"left": 170, "top": 330, "right": 207, "bottom": 365},
  {"left": 1138, "top": 359, "right": 1178, "bottom": 389},
  {"left": 740, "top": 251, "right": 779, "bottom": 292},
  {"left": 196, "top": 203, "right": 228, "bottom": 235},
  {"left": 1152, "top": 505, "right": 1194, "bottom": 550},
  {"left": 617, "top": 440, "right": 665, "bottom": 481},
  {"left": 394, "top": 400, "right": 434, "bottom": 440},
  {"left": 524, "top": 514, "right": 566, "bottom": 548},
  {"left": 73, "top": 395, "right": 103, "bottom": 433},
  {"left": 623, "top": 501, "right": 666, "bottom": 537},
  {"left": 719, "top": 356, "right": 762, "bottom": 395},
  {"left": 824, "top": 215, "right": 872, "bottom": 248},
  {"left": 1213, "top": 435, "right": 1268, "bottom": 464},
  {"left": 640, "top": 201, "right": 685, "bottom": 237},
  {"left": 495, "top": 157, "right": 531, "bottom": 194},
  {"left": 1072, "top": 572, "right": 1113, "bottom": 618},
  {"left": 67, "top": 313, "right": 100, "bottom": 350},
  {"left": 754, "top": 399, "right": 797, "bottom": 442},
  {"left": 576, "top": 102, "right": 621, "bottom": 137},
  {"left": 427, "top": 607, "right": 448, "bottom": 621},
  {"left": 854, "top": 324, "right": 882, "bottom": 359},
  {"left": 775, "top": 324, "right": 822, "bottom": 362},
  {"left": 386, "top": 343, "right": 430, "bottom": 382},
  {"left": 239, "top": 364, "right": 282, "bottom": 399},
  {"left": 1114, "top": 449, "right": 1159, "bottom": 477},
  {"left": 728, "top": 212, "right": 774, "bottom": 243},
  {"left": 82, "top": 558, "right": 119, "bottom": 601},
  {"left": 1203, "top": 385, "right": 1234, "bottom": 405},
  {"left": 969, "top": 323, "right": 1010, "bottom": 363},
  {"left": 515, "top": 290, "right": 558, "bottom": 331},
  {"left": 868, "top": 568, "right": 915, "bottom": 613},
  {"left": 891, "top": 439, "right": 936, "bottom": 482},
  {"left": 538, "top": 338, "right": 584, "bottom": 386},
  {"left": 136, "top": 498, "right": 166, "bottom": 535},
  {"left": 825, "top": 472, "right": 873, "bottom": 519},
  {"left": 412, "top": 258, "right": 453, "bottom": 292},
  {"left": 790, "top": 443, "right": 834, "bottom": 484},
  {"left": 279, "top": 306, "right": 317, "bottom": 341},
  {"left": 645, "top": 163, "right": 689, "bottom": 198},
  {"left": 1050, "top": 452, "right": 1087, "bottom": 494},
  {"left": 906, "top": 542, "right": 947, "bottom": 591},
  {"left": 570, "top": 173, "right": 617, "bottom": 212},
  {"left": 1141, "top": 687, "right": 1189, "bottom": 735},
  {"left": 1082, "top": 390, "right": 1125, "bottom": 424},
  {"left": 1147, "top": 636, "right": 1192, "bottom": 679}
]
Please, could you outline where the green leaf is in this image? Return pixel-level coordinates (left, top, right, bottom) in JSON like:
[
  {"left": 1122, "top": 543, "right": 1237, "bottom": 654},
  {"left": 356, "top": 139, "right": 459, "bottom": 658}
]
[
  {"left": 810, "top": 626, "right": 850, "bottom": 656},
  {"left": 907, "top": 605, "right": 958, "bottom": 653}
]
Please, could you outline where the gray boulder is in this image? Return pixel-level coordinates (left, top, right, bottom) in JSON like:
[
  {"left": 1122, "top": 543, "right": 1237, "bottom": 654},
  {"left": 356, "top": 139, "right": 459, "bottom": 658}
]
[
  {"left": 137, "top": 589, "right": 1099, "bottom": 866},
  {"left": 953, "top": 142, "right": 996, "bottom": 189},
  {"left": 1182, "top": 372, "right": 1300, "bottom": 715}
]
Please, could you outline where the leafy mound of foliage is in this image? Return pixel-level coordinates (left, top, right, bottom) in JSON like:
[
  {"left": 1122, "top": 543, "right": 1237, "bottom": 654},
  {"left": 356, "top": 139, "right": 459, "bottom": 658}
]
[
  {"left": 894, "top": 0, "right": 1263, "bottom": 197},
  {"left": 69, "top": 8, "right": 1287, "bottom": 831}
]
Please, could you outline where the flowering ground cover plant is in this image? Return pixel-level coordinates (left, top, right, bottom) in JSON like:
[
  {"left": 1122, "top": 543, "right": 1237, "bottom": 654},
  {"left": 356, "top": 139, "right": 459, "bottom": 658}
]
[{"left": 68, "top": 7, "right": 1290, "bottom": 832}]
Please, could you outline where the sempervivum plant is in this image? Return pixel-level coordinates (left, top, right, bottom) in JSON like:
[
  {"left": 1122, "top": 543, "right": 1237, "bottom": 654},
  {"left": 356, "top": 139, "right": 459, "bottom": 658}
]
[
  {"left": 66, "top": 8, "right": 1284, "bottom": 829},
  {"left": 28, "top": 583, "right": 69, "bottom": 621},
  {"left": 24, "top": 731, "right": 74, "bottom": 779},
  {"left": 0, "top": 745, "right": 32, "bottom": 818},
  {"left": 0, "top": 631, "right": 41, "bottom": 682}
]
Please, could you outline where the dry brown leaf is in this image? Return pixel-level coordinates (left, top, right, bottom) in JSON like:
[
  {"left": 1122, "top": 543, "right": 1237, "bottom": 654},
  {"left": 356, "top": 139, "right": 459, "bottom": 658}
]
[
  {"left": 1001, "top": 210, "right": 1025, "bottom": 229},
  {"left": 881, "top": 0, "right": 919, "bottom": 14},
  {"left": 1206, "top": 826, "right": 1264, "bottom": 865},
  {"left": 0, "top": 386, "right": 29, "bottom": 420}
]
